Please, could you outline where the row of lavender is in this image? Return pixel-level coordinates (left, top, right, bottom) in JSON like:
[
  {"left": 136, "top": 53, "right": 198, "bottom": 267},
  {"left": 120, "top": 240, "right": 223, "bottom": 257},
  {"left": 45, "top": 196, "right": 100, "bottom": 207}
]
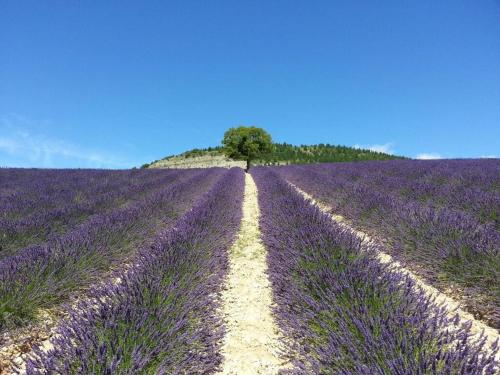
[
  {"left": 1, "top": 169, "right": 172, "bottom": 221},
  {"left": 26, "top": 168, "right": 245, "bottom": 374},
  {"left": 253, "top": 168, "right": 498, "bottom": 374},
  {"left": 0, "top": 168, "right": 224, "bottom": 331},
  {"left": 0, "top": 169, "right": 187, "bottom": 257},
  {"left": 287, "top": 159, "right": 499, "bottom": 226},
  {"left": 275, "top": 159, "right": 500, "bottom": 328}
]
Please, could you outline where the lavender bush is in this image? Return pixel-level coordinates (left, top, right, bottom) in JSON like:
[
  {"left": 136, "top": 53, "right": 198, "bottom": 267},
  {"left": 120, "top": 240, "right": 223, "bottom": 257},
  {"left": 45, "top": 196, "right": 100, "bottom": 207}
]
[
  {"left": 0, "top": 168, "right": 225, "bottom": 330},
  {"left": 26, "top": 168, "right": 244, "bottom": 374},
  {"left": 252, "top": 167, "right": 498, "bottom": 374},
  {"left": 275, "top": 160, "right": 500, "bottom": 328}
]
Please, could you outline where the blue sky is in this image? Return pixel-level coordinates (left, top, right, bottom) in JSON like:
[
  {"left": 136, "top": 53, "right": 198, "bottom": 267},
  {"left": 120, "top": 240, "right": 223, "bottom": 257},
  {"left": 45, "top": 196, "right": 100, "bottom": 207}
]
[{"left": 1, "top": 1, "right": 499, "bottom": 168}]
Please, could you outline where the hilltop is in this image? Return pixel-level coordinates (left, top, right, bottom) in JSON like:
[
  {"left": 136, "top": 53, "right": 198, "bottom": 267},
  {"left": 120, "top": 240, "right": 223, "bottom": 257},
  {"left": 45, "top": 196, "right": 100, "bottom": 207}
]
[{"left": 144, "top": 143, "right": 404, "bottom": 169}]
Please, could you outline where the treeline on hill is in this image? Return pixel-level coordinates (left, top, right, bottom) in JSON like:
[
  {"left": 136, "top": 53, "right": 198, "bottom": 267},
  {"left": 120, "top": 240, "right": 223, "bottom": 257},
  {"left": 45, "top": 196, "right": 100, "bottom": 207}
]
[
  {"left": 142, "top": 143, "right": 403, "bottom": 168},
  {"left": 256, "top": 143, "right": 403, "bottom": 164}
]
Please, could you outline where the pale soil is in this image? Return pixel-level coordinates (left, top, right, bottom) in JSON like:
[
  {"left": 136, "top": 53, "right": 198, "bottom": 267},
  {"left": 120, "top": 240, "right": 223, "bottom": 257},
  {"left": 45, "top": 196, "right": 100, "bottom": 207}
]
[
  {"left": 150, "top": 154, "right": 246, "bottom": 169},
  {"left": 290, "top": 183, "right": 500, "bottom": 357},
  {"left": 0, "top": 311, "right": 57, "bottom": 374},
  {"left": 218, "top": 174, "right": 289, "bottom": 374}
]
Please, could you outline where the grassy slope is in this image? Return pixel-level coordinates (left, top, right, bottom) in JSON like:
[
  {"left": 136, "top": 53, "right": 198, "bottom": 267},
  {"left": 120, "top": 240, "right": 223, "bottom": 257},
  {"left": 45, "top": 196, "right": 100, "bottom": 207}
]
[{"left": 144, "top": 143, "right": 405, "bottom": 168}]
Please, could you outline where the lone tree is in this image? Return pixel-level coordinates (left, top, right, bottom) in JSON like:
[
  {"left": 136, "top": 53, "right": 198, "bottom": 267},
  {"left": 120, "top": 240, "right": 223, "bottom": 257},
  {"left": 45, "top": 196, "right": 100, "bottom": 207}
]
[{"left": 222, "top": 126, "right": 273, "bottom": 171}]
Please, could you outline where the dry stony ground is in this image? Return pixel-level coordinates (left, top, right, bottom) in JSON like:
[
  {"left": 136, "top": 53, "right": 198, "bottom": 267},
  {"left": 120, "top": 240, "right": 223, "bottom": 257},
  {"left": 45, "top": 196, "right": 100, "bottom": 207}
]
[
  {"left": 149, "top": 154, "right": 291, "bottom": 169},
  {"left": 218, "top": 173, "right": 289, "bottom": 374},
  {"left": 150, "top": 154, "right": 246, "bottom": 169},
  {"left": 0, "top": 310, "right": 57, "bottom": 374}
]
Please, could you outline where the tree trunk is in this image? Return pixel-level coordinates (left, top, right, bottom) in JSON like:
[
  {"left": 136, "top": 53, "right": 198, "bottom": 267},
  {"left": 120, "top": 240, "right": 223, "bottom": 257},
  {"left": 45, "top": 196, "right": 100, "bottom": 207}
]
[{"left": 246, "top": 159, "right": 250, "bottom": 173}]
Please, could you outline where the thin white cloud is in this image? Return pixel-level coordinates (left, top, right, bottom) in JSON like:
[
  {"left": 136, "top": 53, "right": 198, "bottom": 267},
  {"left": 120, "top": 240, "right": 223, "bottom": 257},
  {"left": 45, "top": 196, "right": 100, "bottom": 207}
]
[
  {"left": 353, "top": 142, "right": 395, "bottom": 155},
  {"left": 0, "top": 116, "right": 134, "bottom": 168},
  {"left": 415, "top": 153, "right": 442, "bottom": 160},
  {"left": 479, "top": 155, "right": 497, "bottom": 159},
  {"left": 0, "top": 137, "right": 20, "bottom": 154}
]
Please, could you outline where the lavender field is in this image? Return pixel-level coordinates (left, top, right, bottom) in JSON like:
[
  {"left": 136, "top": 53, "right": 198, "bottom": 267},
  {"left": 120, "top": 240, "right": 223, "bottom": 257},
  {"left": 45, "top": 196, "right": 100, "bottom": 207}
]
[
  {"left": 274, "top": 159, "right": 500, "bottom": 328},
  {"left": 0, "top": 160, "right": 498, "bottom": 374}
]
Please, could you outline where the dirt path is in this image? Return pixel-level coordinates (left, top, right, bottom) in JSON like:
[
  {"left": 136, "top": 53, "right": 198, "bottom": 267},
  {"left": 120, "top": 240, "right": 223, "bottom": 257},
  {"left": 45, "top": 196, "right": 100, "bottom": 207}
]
[
  {"left": 219, "top": 174, "right": 287, "bottom": 375},
  {"left": 290, "top": 182, "right": 499, "bottom": 356},
  {"left": 0, "top": 310, "right": 57, "bottom": 374}
]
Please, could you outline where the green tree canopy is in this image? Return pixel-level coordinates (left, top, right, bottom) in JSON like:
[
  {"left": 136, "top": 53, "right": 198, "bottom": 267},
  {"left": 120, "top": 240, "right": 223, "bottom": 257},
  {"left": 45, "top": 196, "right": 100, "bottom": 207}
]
[{"left": 222, "top": 126, "right": 273, "bottom": 170}]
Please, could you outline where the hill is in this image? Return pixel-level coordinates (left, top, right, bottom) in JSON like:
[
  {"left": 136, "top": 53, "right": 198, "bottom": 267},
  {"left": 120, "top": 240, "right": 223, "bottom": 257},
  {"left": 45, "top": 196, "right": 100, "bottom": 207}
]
[{"left": 143, "top": 143, "right": 405, "bottom": 169}]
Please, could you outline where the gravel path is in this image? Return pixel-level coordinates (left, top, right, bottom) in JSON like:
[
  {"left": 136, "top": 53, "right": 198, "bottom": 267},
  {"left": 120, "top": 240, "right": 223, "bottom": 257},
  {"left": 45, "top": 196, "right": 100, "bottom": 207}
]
[{"left": 219, "top": 173, "right": 288, "bottom": 374}]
